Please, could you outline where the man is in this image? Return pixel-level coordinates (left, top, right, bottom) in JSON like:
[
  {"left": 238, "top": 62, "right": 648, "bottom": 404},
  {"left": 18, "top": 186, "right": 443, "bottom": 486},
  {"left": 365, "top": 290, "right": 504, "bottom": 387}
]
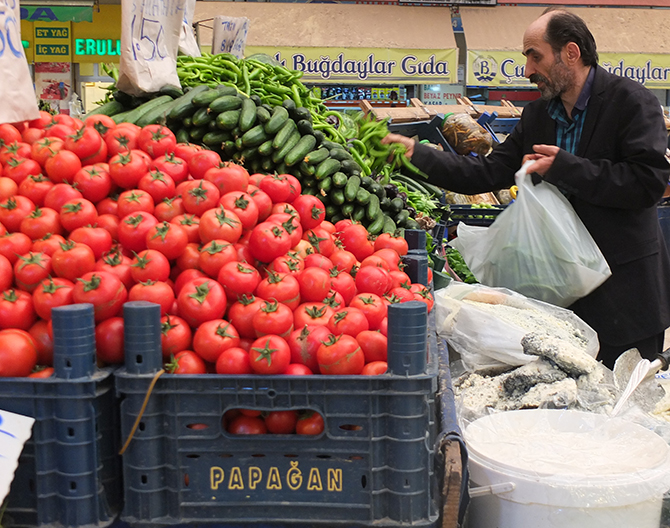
[{"left": 383, "top": 9, "right": 670, "bottom": 368}]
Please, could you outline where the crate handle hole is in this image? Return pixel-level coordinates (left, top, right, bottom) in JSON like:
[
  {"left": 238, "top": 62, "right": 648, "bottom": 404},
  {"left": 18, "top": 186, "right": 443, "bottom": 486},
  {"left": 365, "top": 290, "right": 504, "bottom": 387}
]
[
  {"left": 339, "top": 424, "right": 363, "bottom": 432},
  {"left": 141, "top": 475, "right": 148, "bottom": 484},
  {"left": 219, "top": 453, "right": 233, "bottom": 458},
  {"left": 251, "top": 454, "right": 266, "bottom": 458},
  {"left": 266, "top": 389, "right": 277, "bottom": 398},
  {"left": 187, "top": 423, "right": 209, "bottom": 430},
  {"left": 316, "top": 454, "right": 331, "bottom": 459},
  {"left": 67, "top": 427, "right": 75, "bottom": 437},
  {"left": 361, "top": 475, "right": 367, "bottom": 488},
  {"left": 136, "top": 354, "right": 143, "bottom": 364},
  {"left": 350, "top": 455, "right": 364, "bottom": 461},
  {"left": 405, "top": 479, "right": 410, "bottom": 488},
  {"left": 186, "top": 454, "right": 200, "bottom": 459},
  {"left": 284, "top": 453, "right": 299, "bottom": 458},
  {"left": 138, "top": 422, "right": 145, "bottom": 432},
  {"left": 184, "top": 473, "right": 190, "bottom": 487},
  {"left": 70, "top": 481, "right": 76, "bottom": 490},
  {"left": 66, "top": 359, "right": 72, "bottom": 368}
]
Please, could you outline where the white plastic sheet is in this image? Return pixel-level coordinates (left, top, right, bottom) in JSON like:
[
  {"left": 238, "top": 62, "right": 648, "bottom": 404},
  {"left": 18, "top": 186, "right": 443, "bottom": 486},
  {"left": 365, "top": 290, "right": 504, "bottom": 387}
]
[
  {"left": 178, "top": 0, "right": 201, "bottom": 58},
  {"left": 0, "top": 409, "right": 34, "bottom": 503}
]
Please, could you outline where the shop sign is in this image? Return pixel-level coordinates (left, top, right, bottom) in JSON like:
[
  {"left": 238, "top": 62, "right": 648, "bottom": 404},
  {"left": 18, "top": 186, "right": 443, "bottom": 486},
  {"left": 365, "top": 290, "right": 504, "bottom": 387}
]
[
  {"left": 34, "top": 21, "right": 71, "bottom": 62},
  {"left": 70, "top": 5, "right": 122, "bottom": 63},
  {"left": 20, "top": 6, "right": 93, "bottom": 23},
  {"left": 74, "top": 38, "right": 121, "bottom": 57},
  {"left": 468, "top": 50, "right": 670, "bottom": 89},
  {"left": 422, "top": 83, "right": 464, "bottom": 105},
  {"left": 245, "top": 46, "right": 458, "bottom": 84}
]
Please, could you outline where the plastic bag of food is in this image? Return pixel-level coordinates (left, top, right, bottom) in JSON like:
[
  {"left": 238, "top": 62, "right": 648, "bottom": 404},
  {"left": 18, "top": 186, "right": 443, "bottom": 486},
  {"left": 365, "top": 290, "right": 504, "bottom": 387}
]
[{"left": 441, "top": 113, "right": 493, "bottom": 156}]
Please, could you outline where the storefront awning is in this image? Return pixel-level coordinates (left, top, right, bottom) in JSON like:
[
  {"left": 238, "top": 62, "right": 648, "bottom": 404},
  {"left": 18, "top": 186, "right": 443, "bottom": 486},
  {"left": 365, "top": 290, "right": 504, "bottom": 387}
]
[
  {"left": 20, "top": 1, "right": 94, "bottom": 22},
  {"left": 461, "top": 6, "right": 670, "bottom": 89},
  {"left": 194, "top": 2, "right": 459, "bottom": 85}
]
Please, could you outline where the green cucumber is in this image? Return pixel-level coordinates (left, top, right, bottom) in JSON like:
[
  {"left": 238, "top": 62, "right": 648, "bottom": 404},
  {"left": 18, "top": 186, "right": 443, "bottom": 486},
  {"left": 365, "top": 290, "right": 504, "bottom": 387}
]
[
  {"left": 122, "top": 95, "right": 174, "bottom": 125},
  {"left": 202, "top": 130, "right": 231, "bottom": 147},
  {"left": 241, "top": 124, "right": 269, "bottom": 148},
  {"left": 193, "top": 88, "right": 227, "bottom": 107},
  {"left": 256, "top": 106, "right": 272, "bottom": 124},
  {"left": 191, "top": 106, "right": 212, "bottom": 127},
  {"left": 182, "top": 116, "right": 192, "bottom": 128},
  {"left": 282, "top": 99, "right": 297, "bottom": 113},
  {"left": 389, "top": 197, "right": 404, "bottom": 215},
  {"left": 355, "top": 188, "right": 371, "bottom": 205},
  {"left": 175, "top": 128, "right": 190, "bottom": 144},
  {"left": 382, "top": 215, "right": 396, "bottom": 234},
  {"left": 296, "top": 119, "right": 314, "bottom": 136},
  {"left": 209, "top": 95, "right": 242, "bottom": 113},
  {"left": 88, "top": 100, "right": 125, "bottom": 117},
  {"left": 325, "top": 204, "right": 339, "bottom": 219},
  {"left": 366, "top": 213, "right": 385, "bottom": 235},
  {"left": 257, "top": 139, "right": 274, "bottom": 157},
  {"left": 366, "top": 194, "right": 380, "bottom": 220},
  {"left": 216, "top": 110, "right": 241, "bottom": 130},
  {"left": 189, "top": 126, "right": 207, "bottom": 142},
  {"left": 368, "top": 182, "right": 386, "bottom": 200},
  {"left": 261, "top": 156, "right": 274, "bottom": 172},
  {"left": 272, "top": 129, "right": 301, "bottom": 164},
  {"left": 341, "top": 203, "right": 355, "bottom": 217},
  {"left": 320, "top": 140, "right": 341, "bottom": 151},
  {"left": 303, "top": 177, "right": 317, "bottom": 189},
  {"left": 332, "top": 172, "right": 348, "bottom": 188},
  {"left": 360, "top": 176, "right": 374, "bottom": 189},
  {"left": 318, "top": 176, "right": 332, "bottom": 193},
  {"left": 168, "top": 85, "right": 209, "bottom": 121},
  {"left": 299, "top": 161, "right": 316, "bottom": 177},
  {"left": 331, "top": 189, "right": 346, "bottom": 206},
  {"left": 340, "top": 159, "right": 363, "bottom": 175},
  {"left": 395, "top": 209, "right": 410, "bottom": 227},
  {"left": 159, "top": 85, "right": 184, "bottom": 99},
  {"left": 285, "top": 134, "right": 316, "bottom": 166},
  {"left": 265, "top": 106, "right": 289, "bottom": 135},
  {"left": 302, "top": 187, "right": 318, "bottom": 196},
  {"left": 292, "top": 106, "right": 311, "bottom": 122},
  {"left": 223, "top": 141, "right": 236, "bottom": 157},
  {"left": 238, "top": 97, "right": 257, "bottom": 133},
  {"left": 304, "top": 147, "right": 329, "bottom": 165},
  {"left": 271, "top": 118, "right": 296, "bottom": 150},
  {"left": 315, "top": 158, "right": 341, "bottom": 181},
  {"left": 344, "top": 175, "right": 361, "bottom": 202},
  {"left": 352, "top": 205, "right": 366, "bottom": 222},
  {"left": 404, "top": 218, "right": 421, "bottom": 230},
  {"left": 111, "top": 110, "right": 133, "bottom": 124},
  {"left": 329, "top": 148, "right": 353, "bottom": 162}
]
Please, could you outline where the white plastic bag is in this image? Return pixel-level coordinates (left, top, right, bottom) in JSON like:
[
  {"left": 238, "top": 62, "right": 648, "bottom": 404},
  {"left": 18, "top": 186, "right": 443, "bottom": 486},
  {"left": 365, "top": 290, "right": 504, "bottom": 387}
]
[
  {"left": 451, "top": 161, "right": 611, "bottom": 307},
  {"left": 178, "top": 0, "right": 201, "bottom": 58},
  {"left": 435, "top": 282, "right": 599, "bottom": 372}
]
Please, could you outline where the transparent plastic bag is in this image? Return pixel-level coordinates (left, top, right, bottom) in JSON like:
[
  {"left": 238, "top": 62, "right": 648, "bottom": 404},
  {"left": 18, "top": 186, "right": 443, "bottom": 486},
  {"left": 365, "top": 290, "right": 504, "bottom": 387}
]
[
  {"left": 441, "top": 112, "right": 492, "bottom": 156},
  {"left": 451, "top": 161, "right": 612, "bottom": 307}
]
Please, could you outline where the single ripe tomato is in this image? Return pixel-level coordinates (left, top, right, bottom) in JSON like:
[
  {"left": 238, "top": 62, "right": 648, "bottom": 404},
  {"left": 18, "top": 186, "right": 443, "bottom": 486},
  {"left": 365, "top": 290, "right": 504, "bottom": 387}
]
[
  {"left": 204, "top": 162, "right": 249, "bottom": 195},
  {"left": 215, "top": 347, "right": 253, "bottom": 374},
  {"left": 356, "top": 330, "right": 388, "bottom": 363},
  {"left": 51, "top": 240, "right": 96, "bottom": 282},
  {"left": 226, "top": 294, "right": 265, "bottom": 340},
  {"left": 14, "top": 252, "right": 52, "bottom": 292},
  {"left": 286, "top": 324, "right": 330, "bottom": 373},
  {"left": 296, "top": 267, "right": 331, "bottom": 303},
  {"left": 227, "top": 414, "right": 267, "bottom": 435},
  {"left": 296, "top": 411, "right": 325, "bottom": 435},
  {"left": 166, "top": 350, "right": 206, "bottom": 374},
  {"left": 252, "top": 299, "right": 294, "bottom": 338},
  {"left": 137, "top": 125, "right": 177, "bottom": 158},
  {"left": 177, "top": 278, "right": 227, "bottom": 328},
  {"left": 151, "top": 152, "right": 189, "bottom": 184},
  {"left": 361, "top": 361, "right": 387, "bottom": 375},
  {"left": 217, "top": 261, "right": 261, "bottom": 299},
  {"left": 72, "top": 271, "right": 127, "bottom": 322},
  {"left": 0, "top": 289, "right": 36, "bottom": 330},
  {"left": 32, "top": 276, "right": 74, "bottom": 320},
  {"left": 95, "top": 316, "right": 125, "bottom": 364},
  {"left": 248, "top": 334, "right": 291, "bottom": 375},
  {"left": 160, "top": 314, "right": 192, "bottom": 358},
  {"left": 181, "top": 180, "right": 220, "bottom": 217},
  {"left": 264, "top": 410, "right": 299, "bottom": 434},
  {"left": 328, "top": 307, "right": 370, "bottom": 337},
  {"left": 259, "top": 174, "right": 291, "bottom": 203},
  {"left": 128, "top": 280, "right": 175, "bottom": 315},
  {"left": 192, "top": 319, "right": 240, "bottom": 363},
  {"left": 0, "top": 329, "right": 38, "bottom": 377},
  {"left": 255, "top": 270, "right": 301, "bottom": 311},
  {"left": 219, "top": 191, "right": 258, "bottom": 231},
  {"left": 317, "top": 334, "right": 365, "bottom": 375},
  {"left": 248, "top": 222, "right": 291, "bottom": 263},
  {"left": 374, "top": 233, "right": 409, "bottom": 256}
]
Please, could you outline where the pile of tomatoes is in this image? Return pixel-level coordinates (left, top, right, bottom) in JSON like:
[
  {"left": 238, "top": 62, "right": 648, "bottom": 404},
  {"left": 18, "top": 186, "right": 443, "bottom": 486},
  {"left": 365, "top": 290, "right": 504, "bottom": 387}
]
[{"left": 0, "top": 112, "right": 434, "bottom": 379}]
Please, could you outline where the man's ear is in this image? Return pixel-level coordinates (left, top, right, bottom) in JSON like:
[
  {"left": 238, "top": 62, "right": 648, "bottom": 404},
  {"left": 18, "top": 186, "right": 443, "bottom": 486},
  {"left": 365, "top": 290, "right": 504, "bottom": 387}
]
[{"left": 564, "top": 42, "right": 581, "bottom": 65}]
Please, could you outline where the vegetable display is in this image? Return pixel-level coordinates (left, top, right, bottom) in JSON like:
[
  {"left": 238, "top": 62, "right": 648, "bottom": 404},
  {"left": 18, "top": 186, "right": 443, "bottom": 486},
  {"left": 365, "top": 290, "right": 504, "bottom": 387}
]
[{"left": 0, "top": 114, "right": 435, "bottom": 379}]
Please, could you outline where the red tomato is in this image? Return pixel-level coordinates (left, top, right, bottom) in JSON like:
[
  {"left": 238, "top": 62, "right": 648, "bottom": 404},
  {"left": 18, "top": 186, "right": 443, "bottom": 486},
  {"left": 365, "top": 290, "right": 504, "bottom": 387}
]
[
  {"left": 181, "top": 180, "right": 220, "bottom": 217},
  {"left": 0, "top": 124, "right": 22, "bottom": 145},
  {"left": 226, "top": 294, "right": 265, "bottom": 340},
  {"left": 0, "top": 195, "right": 36, "bottom": 232},
  {"left": 137, "top": 125, "right": 176, "bottom": 158},
  {"left": 68, "top": 225, "right": 113, "bottom": 260},
  {"left": 95, "top": 316, "right": 125, "bottom": 364},
  {"left": 31, "top": 233, "right": 66, "bottom": 257},
  {"left": 303, "top": 254, "right": 332, "bottom": 270},
  {"left": 265, "top": 410, "right": 298, "bottom": 434},
  {"left": 22, "top": 127, "right": 46, "bottom": 145},
  {"left": 412, "top": 285, "right": 434, "bottom": 312},
  {"left": 204, "top": 162, "right": 249, "bottom": 195},
  {"left": 0, "top": 141, "right": 31, "bottom": 165},
  {"left": 29, "top": 319, "right": 53, "bottom": 366},
  {"left": 4, "top": 157, "right": 41, "bottom": 185},
  {"left": 267, "top": 213, "right": 302, "bottom": 248},
  {"left": 138, "top": 169, "right": 176, "bottom": 203},
  {"left": 0, "top": 254, "right": 12, "bottom": 292},
  {"left": 166, "top": 350, "right": 206, "bottom": 374},
  {"left": 252, "top": 299, "right": 294, "bottom": 338},
  {"left": 31, "top": 137, "right": 64, "bottom": 167},
  {"left": 217, "top": 261, "right": 261, "bottom": 299},
  {"left": 374, "top": 232, "right": 409, "bottom": 255},
  {"left": 317, "top": 334, "right": 365, "bottom": 375},
  {"left": 161, "top": 314, "right": 192, "bottom": 358},
  {"left": 192, "top": 319, "right": 240, "bottom": 363},
  {"left": 129, "top": 280, "right": 174, "bottom": 315},
  {"left": 303, "top": 227, "right": 335, "bottom": 257},
  {"left": 0, "top": 289, "right": 36, "bottom": 330},
  {"left": 247, "top": 186, "right": 273, "bottom": 222},
  {"left": 84, "top": 114, "right": 115, "bottom": 130},
  {"left": 0, "top": 232, "right": 32, "bottom": 264},
  {"left": 173, "top": 143, "right": 203, "bottom": 164},
  {"left": 373, "top": 248, "right": 402, "bottom": 271},
  {"left": 29, "top": 111, "right": 54, "bottom": 130},
  {"left": 349, "top": 293, "right": 387, "bottom": 329},
  {"left": 271, "top": 202, "right": 298, "bottom": 218},
  {"left": 117, "top": 189, "right": 155, "bottom": 218},
  {"left": 198, "top": 239, "right": 237, "bottom": 278},
  {"left": 248, "top": 334, "right": 291, "bottom": 375},
  {"left": 175, "top": 242, "right": 202, "bottom": 272},
  {"left": 389, "top": 269, "right": 412, "bottom": 289},
  {"left": 215, "top": 346, "right": 252, "bottom": 374},
  {"left": 284, "top": 363, "right": 313, "bottom": 375},
  {"left": 284, "top": 174, "right": 301, "bottom": 203},
  {"left": 173, "top": 268, "right": 206, "bottom": 296},
  {"left": 296, "top": 267, "right": 331, "bottom": 303},
  {"left": 64, "top": 126, "right": 105, "bottom": 165},
  {"left": 44, "top": 149, "right": 82, "bottom": 184},
  {"left": 356, "top": 330, "right": 388, "bottom": 363},
  {"left": 329, "top": 268, "right": 356, "bottom": 305},
  {"left": 28, "top": 367, "right": 54, "bottom": 378},
  {"left": 20, "top": 207, "right": 63, "bottom": 239},
  {"left": 292, "top": 195, "right": 325, "bottom": 230},
  {"left": 361, "top": 361, "right": 387, "bottom": 375},
  {"left": 387, "top": 286, "right": 415, "bottom": 303},
  {"left": 219, "top": 191, "right": 258, "bottom": 231},
  {"left": 0, "top": 328, "right": 38, "bottom": 377},
  {"left": 338, "top": 223, "right": 374, "bottom": 261},
  {"left": 14, "top": 252, "right": 52, "bottom": 292},
  {"left": 154, "top": 197, "right": 185, "bottom": 223},
  {"left": 360, "top": 254, "right": 391, "bottom": 272},
  {"left": 255, "top": 270, "right": 301, "bottom": 311},
  {"left": 188, "top": 150, "right": 221, "bottom": 180},
  {"left": 171, "top": 214, "right": 200, "bottom": 244},
  {"left": 247, "top": 222, "right": 291, "bottom": 263},
  {"left": 109, "top": 151, "right": 149, "bottom": 189},
  {"left": 198, "top": 206, "right": 242, "bottom": 244},
  {"left": 355, "top": 265, "right": 391, "bottom": 297},
  {"left": 0, "top": 177, "right": 18, "bottom": 201},
  {"left": 177, "top": 278, "right": 227, "bottom": 328},
  {"left": 287, "top": 324, "right": 330, "bottom": 373},
  {"left": 95, "top": 248, "right": 134, "bottom": 290},
  {"left": 44, "top": 183, "right": 83, "bottom": 212},
  {"left": 150, "top": 152, "right": 189, "bottom": 184},
  {"left": 59, "top": 198, "right": 98, "bottom": 233},
  {"left": 19, "top": 174, "right": 54, "bottom": 207},
  {"left": 227, "top": 414, "right": 267, "bottom": 435},
  {"left": 51, "top": 240, "right": 96, "bottom": 282},
  {"left": 130, "top": 249, "right": 171, "bottom": 283},
  {"left": 117, "top": 212, "right": 159, "bottom": 253},
  {"left": 296, "top": 411, "right": 325, "bottom": 435},
  {"left": 328, "top": 307, "right": 370, "bottom": 337},
  {"left": 32, "top": 277, "right": 74, "bottom": 320},
  {"left": 144, "top": 221, "right": 188, "bottom": 261},
  {"left": 72, "top": 271, "right": 127, "bottom": 322},
  {"left": 259, "top": 174, "right": 291, "bottom": 203},
  {"left": 293, "top": 302, "right": 334, "bottom": 328}
]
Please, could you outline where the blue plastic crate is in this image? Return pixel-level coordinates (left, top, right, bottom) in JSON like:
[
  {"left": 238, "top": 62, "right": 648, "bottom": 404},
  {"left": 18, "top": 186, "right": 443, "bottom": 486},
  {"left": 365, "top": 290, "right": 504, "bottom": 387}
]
[
  {"left": 115, "top": 244, "right": 445, "bottom": 527},
  {"left": 0, "top": 305, "right": 122, "bottom": 528}
]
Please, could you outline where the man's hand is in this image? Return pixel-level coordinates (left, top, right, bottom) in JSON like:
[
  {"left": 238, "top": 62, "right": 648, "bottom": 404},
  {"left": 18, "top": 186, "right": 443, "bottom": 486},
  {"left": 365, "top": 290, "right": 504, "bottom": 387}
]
[
  {"left": 523, "top": 144, "right": 560, "bottom": 175},
  {"left": 381, "top": 133, "right": 416, "bottom": 159}
]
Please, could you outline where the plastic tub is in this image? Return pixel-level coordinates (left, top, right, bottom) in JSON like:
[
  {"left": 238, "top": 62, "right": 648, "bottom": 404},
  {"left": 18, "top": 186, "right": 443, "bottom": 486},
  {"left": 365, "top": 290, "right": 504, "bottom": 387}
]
[{"left": 464, "top": 409, "right": 670, "bottom": 528}]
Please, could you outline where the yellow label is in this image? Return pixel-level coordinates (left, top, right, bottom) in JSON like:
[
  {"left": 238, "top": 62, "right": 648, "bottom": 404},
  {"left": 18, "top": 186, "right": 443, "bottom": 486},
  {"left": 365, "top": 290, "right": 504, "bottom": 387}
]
[
  {"left": 468, "top": 49, "right": 670, "bottom": 89},
  {"left": 34, "top": 21, "right": 71, "bottom": 62},
  {"left": 210, "top": 462, "right": 343, "bottom": 493}
]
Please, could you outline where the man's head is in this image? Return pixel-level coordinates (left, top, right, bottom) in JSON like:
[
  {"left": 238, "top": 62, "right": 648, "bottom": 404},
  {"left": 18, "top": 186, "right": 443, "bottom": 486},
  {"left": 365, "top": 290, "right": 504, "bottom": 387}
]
[{"left": 523, "top": 10, "right": 598, "bottom": 100}]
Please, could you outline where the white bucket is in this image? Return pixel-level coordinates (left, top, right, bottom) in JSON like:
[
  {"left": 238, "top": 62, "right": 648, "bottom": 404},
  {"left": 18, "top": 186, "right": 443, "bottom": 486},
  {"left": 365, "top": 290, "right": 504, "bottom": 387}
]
[{"left": 464, "top": 409, "right": 670, "bottom": 528}]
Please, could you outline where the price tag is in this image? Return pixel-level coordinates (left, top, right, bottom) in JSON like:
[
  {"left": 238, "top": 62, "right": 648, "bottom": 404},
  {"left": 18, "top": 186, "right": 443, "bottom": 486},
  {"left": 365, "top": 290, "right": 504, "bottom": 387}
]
[
  {"left": 0, "top": 409, "right": 35, "bottom": 504},
  {"left": 117, "top": 0, "right": 185, "bottom": 95},
  {"left": 211, "top": 16, "right": 249, "bottom": 60},
  {"left": 0, "top": 0, "right": 39, "bottom": 123}
]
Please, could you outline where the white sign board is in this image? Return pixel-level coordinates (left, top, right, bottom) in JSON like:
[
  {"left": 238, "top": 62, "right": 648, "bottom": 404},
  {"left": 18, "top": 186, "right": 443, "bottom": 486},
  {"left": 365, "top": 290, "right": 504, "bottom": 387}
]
[
  {"left": 0, "top": 0, "right": 39, "bottom": 123},
  {"left": 117, "top": 0, "right": 185, "bottom": 95},
  {"left": 421, "top": 84, "right": 464, "bottom": 106},
  {"left": 211, "top": 16, "right": 249, "bottom": 59},
  {"left": 0, "top": 409, "right": 35, "bottom": 503}
]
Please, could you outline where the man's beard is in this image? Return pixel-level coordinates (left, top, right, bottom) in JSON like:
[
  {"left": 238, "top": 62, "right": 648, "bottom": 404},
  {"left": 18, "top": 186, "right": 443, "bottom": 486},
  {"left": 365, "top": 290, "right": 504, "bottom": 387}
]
[{"left": 529, "top": 57, "right": 574, "bottom": 101}]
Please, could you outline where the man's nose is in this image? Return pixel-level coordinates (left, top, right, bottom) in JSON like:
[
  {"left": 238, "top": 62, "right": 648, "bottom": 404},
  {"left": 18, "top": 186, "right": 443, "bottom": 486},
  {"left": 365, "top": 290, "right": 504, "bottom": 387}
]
[{"left": 524, "top": 60, "right": 534, "bottom": 78}]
